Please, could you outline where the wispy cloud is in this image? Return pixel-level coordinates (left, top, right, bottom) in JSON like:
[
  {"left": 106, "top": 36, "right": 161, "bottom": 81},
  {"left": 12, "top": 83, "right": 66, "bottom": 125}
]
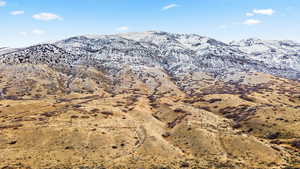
[
  {"left": 116, "top": 26, "right": 129, "bottom": 31},
  {"left": 162, "top": 4, "right": 178, "bottom": 11},
  {"left": 243, "top": 19, "right": 261, "bottom": 25},
  {"left": 32, "top": 29, "right": 46, "bottom": 35},
  {"left": 11, "top": 10, "right": 25, "bottom": 15},
  {"left": 32, "top": 13, "right": 62, "bottom": 21},
  {"left": 0, "top": 0, "right": 6, "bottom": 7},
  {"left": 246, "top": 9, "right": 275, "bottom": 17},
  {"left": 253, "top": 9, "right": 275, "bottom": 15}
]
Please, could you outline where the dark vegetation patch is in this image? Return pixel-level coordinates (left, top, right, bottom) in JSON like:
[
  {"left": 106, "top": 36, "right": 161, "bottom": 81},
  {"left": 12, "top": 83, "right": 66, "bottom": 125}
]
[
  {"left": 173, "top": 108, "right": 186, "bottom": 113},
  {"left": 8, "top": 141, "right": 17, "bottom": 145},
  {"left": 70, "top": 115, "right": 79, "bottom": 119},
  {"left": 291, "top": 140, "right": 300, "bottom": 149},
  {"left": 72, "top": 104, "right": 82, "bottom": 108},
  {"left": 162, "top": 132, "right": 171, "bottom": 138},
  {"left": 0, "top": 124, "right": 23, "bottom": 130},
  {"left": 207, "top": 98, "right": 222, "bottom": 103},
  {"left": 265, "top": 132, "right": 281, "bottom": 140},
  {"left": 193, "top": 82, "right": 273, "bottom": 97},
  {"left": 198, "top": 106, "right": 211, "bottom": 112},
  {"left": 167, "top": 113, "right": 191, "bottom": 129},
  {"left": 81, "top": 116, "right": 90, "bottom": 119},
  {"left": 239, "top": 95, "right": 255, "bottom": 102},
  {"left": 91, "top": 108, "right": 100, "bottom": 113},
  {"left": 219, "top": 105, "right": 257, "bottom": 122},
  {"left": 101, "top": 111, "right": 113, "bottom": 116},
  {"left": 41, "top": 111, "right": 57, "bottom": 117}
]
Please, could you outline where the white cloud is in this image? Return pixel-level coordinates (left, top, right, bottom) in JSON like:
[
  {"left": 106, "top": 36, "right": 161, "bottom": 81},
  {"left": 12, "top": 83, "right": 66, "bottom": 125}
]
[
  {"left": 0, "top": 0, "right": 6, "bottom": 7},
  {"left": 162, "top": 4, "right": 178, "bottom": 11},
  {"left": 32, "top": 29, "right": 46, "bottom": 35},
  {"left": 253, "top": 9, "right": 275, "bottom": 15},
  {"left": 32, "top": 13, "right": 62, "bottom": 21},
  {"left": 116, "top": 26, "right": 129, "bottom": 31},
  {"left": 246, "top": 12, "right": 254, "bottom": 17},
  {"left": 11, "top": 10, "right": 25, "bottom": 15},
  {"left": 243, "top": 19, "right": 262, "bottom": 25}
]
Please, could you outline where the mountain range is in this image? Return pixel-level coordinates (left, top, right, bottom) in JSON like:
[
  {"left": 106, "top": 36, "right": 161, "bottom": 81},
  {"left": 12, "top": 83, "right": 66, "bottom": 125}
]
[
  {"left": 1, "top": 31, "right": 300, "bottom": 81},
  {"left": 0, "top": 31, "right": 299, "bottom": 169}
]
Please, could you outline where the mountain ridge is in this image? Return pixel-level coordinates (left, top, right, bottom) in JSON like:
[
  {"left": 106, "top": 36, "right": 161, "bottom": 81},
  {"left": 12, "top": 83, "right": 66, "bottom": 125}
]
[{"left": 1, "top": 31, "right": 299, "bottom": 82}]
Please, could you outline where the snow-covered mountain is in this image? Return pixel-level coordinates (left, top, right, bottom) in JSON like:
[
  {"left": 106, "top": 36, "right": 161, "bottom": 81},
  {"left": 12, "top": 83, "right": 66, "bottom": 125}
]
[
  {"left": 0, "top": 47, "right": 14, "bottom": 55},
  {"left": 0, "top": 31, "right": 299, "bottom": 82},
  {"left": 0, "top": 44, "right": 79, "bottom": 65},
  {"left": 230, "top": 38, "right": 300, "bottom": 72}
]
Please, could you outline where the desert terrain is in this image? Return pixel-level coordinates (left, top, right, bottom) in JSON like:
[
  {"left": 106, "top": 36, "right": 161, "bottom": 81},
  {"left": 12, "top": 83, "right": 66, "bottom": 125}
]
[{"left": 0, "top": 64, "right": 299, "bottom": 169}]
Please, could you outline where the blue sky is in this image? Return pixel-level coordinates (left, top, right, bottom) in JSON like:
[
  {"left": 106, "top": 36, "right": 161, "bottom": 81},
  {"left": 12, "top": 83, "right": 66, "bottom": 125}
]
[{"left": 1, "top": 0, "right": 300, "bottom": 47}]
